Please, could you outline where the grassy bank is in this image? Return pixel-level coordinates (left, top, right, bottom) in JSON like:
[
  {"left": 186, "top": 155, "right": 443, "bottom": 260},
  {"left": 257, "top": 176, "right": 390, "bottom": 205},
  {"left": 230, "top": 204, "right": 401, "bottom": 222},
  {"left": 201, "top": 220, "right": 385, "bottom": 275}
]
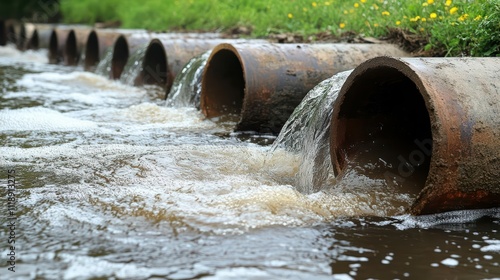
[{"left": 60, "top": 0, "right": 500, "bottom": 56}]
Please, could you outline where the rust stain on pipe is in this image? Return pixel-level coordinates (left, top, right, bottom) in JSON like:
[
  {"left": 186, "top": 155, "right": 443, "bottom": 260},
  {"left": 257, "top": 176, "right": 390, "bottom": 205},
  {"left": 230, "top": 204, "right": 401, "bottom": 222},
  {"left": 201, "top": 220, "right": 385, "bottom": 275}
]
[
  {"left": 64, "top": 29, "right": 91, "bottom": 66},
  {"left": 49, "top": 29, "right": 70, "bottom": 64},
  {"left": 201, "top": 43, "right": 408, "bottom": 134},
  {"left": 330, "top": 57, "right": 500, "bottom": 215}
]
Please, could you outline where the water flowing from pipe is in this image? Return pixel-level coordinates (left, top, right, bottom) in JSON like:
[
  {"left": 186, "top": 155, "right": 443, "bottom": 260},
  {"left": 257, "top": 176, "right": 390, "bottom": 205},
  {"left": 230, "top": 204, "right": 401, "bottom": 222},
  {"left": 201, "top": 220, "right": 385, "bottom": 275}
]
[
  {"left": 166, "top": 50, "right": 211, "bottom": 108},
  {"left": 94, "top": 48, "right": 114, "bottom": 77},
  {"left": 119, "top": 44, "right": 148, "bottom": 86},
  {"left": 270, "top": 71, "right": 351, "bottom": 194}
]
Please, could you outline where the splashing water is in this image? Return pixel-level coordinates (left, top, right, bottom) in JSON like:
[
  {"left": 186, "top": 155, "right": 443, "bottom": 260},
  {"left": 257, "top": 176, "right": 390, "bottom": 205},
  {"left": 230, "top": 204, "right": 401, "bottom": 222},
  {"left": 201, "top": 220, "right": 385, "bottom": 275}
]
[
  {"left": 166, "top": 50, "right": 211, "bottom": 108},
  {"left": 119, "top": 44, "right": 148, "bottom": 86},
  {"left": 94, "top": 48, "right": 114, "bottom": 77}
]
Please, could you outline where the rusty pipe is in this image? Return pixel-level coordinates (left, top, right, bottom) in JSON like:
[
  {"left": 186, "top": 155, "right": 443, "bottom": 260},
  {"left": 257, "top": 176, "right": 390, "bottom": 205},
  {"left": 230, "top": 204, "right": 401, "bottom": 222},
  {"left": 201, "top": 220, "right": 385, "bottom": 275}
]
[
  {"left": 64, "top": 28, "right": 91, "bottom": 66},
  {"left": 140, "top": 38, "right": 269, "bottom": 96},
  {"left": 200, "top": 43, "right": 408, "bottom": 134},
  {"left": 48, "top": 28, "right": 70, "bottom": 64},
  {"left": 84, "top": 30, "right": 121, "bottom": 71},
  {"left": 330, "top": 57, "right": 500, "bottom": 215},
  {"left": 110, "top": 32, "right": 223, "bottom": 80},
  {"left": 25, "top": 24, "right": 54, "bottom": 50}
]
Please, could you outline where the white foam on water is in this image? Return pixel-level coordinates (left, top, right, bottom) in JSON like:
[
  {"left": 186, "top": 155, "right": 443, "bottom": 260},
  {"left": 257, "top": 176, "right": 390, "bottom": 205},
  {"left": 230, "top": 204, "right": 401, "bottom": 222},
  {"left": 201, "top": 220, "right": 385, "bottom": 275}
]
[
  {"left": 481, "top": 240, "right": 500, "bottom": 252},
  {"left": 0, "top": 45, "right": 48, "bottom": 64},
  {"left": 0, "top": 107, "right": 97, "bottom": 131}
]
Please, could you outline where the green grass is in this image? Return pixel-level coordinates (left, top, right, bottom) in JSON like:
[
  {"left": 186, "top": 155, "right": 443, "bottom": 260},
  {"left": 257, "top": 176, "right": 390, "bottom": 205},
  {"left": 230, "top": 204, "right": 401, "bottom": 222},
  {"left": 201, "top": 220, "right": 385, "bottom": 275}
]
[{"left": 59, "top": 0, "right": 500, "bottom": 56}]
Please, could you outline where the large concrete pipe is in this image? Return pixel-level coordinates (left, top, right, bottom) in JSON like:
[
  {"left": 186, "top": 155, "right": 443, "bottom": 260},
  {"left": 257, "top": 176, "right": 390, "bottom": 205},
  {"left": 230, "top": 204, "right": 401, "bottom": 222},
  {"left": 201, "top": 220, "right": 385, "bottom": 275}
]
[
  {"left": 200, "top": 43, "right": 408, "bottom": 134},
  {"left": 0, "top": 20, "right": 6, "bottom": 46},
  {"left": 330, "top": 57, "right": 500, "bottom": 215},
  {"left": 49, "top": 28, "right": 70, "bottom": 64},
  {"left": 110, "top": 32, "right": 223, "bottom": 80},
  {"left": 64, "top": 28, "right": 91, "bottom": 66}
]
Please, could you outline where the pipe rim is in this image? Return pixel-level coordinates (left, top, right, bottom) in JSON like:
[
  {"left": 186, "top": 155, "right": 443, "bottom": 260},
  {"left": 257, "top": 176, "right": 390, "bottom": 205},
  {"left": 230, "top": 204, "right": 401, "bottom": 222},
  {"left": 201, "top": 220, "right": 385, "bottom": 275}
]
[
  {"left": 200, "top": 43, "right": 246, "bottom": 119},
  {"left": 84, "top": 30, "right": 99, "bottom": 70},
  {"left": 140, "top": 38, "right": 168, "bottom": 88},
  {"left": 330, "top": 56, "right": 439, "bottom": 209},
  {"left": 111, "top": 35, "right": 129, "bottom": 79}
]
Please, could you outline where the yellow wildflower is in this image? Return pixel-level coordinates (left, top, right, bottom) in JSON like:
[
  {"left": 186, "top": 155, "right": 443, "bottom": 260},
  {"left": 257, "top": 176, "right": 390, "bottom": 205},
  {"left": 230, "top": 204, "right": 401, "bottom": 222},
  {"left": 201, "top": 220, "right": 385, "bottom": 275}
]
[
  {"left": 410, "top": 16, "right": 421, "bottom": 22},
  {"left": 339, "top": 23, "right": 346, "bottom": 29},
  {"left": 288, "top": 13, "right": 293, "bottom": 19},
  {"left": 373, "top": 4, "right": 379, "bottom": 10},
  {"left": 312, "top": 2, "right": 317, "bottom": 7},
  {"left": 420, "top": 27, "right": 425, "bottom": 32},
  {"left": 450, "top": 7, "right": 458, "bottom": 14},
  {"left": 354, "top": 3, "right": 359, "bottom": 8},
  {"left": 421, "top": 17, "right": 426, "bottom": 22},
  {"left": 361, "top": 0, "right": 366, "bottom": 2},
  {"left": 343, "top": 10, "right": 348, "bottom": 14},
  {"left": 324, "top": 1, "right": 331, "bottom": 5},
  {"left": 374, "top": 23, "right": 379, "bottom": 27},
  {"left": 474, "top": 15, "right": 482, "bottom": 21},
  {"left": 430, "top": 13, "right": 437, "bottom": 19},
  {"left": 382, "top": 11, "right": 390, "bottom": 16},
  {"left": 427, "top": 0, "right": 434, "bottom": 4},
  {"left": 396, "top": 20, "right": 401, "bottom": 25},
  {"left": 458, "top": 14, "right": 469, "bottom": 21},
  {"left": 445, "top": 0, "right": 452, "bottom": 6},
  {"left": 303, "top": 7, "right": 308, "bottom": 12},
  {"left": 422, "top": 3, "right": 428, "bottom": 7}
]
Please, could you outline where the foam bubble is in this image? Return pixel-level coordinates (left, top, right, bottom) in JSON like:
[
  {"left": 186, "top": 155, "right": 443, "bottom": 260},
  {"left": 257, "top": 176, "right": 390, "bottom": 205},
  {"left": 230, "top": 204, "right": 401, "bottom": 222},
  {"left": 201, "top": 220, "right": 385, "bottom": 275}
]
[{"left": 0, "top": 107, "right": 97, "bottom": 131}]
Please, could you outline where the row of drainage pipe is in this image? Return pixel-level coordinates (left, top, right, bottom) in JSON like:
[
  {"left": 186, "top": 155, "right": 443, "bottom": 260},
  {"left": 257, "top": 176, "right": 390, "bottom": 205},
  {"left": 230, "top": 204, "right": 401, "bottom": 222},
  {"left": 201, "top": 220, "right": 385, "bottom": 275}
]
[{"left": 4, "top": 22, "right": 498, "bottom": 215}]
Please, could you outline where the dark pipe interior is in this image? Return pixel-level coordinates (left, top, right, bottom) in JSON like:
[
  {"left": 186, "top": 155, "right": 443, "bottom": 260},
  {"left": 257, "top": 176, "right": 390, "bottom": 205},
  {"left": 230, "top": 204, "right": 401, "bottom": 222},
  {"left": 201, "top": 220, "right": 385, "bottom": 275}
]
[
  {"left": 202, "top": 49, "right": 244, "bottom": 117},
  {"left": 65, "top": 30, "right": 78, "bottom": 66},
  {"left": 49, "top": 30, "right": 58, "bottom": 63},
  {"left": 28, "top": 30, "right": 39, "bottom": 50},
  {"left": 140, "top": 41, "right": 167, "bottom": 87},
  {"left": 84, "top": 31, "right": 98, "bottom": 70},
  {"left": 0, "top": 21, "right": 6, "bottom": 46},
  {"left": 334, "top": 66, "right": 432, "bottom": 192},
  {"left": 111, "top": 36, "right": 128, "bottom": 79}
]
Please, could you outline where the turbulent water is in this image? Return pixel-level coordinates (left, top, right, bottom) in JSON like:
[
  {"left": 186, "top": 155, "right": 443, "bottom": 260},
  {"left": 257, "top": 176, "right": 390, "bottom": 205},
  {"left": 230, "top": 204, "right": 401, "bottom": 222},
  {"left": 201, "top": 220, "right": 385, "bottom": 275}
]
[
  {"left": 119, "top": 44, "right": 148, "bottom": 86},
  {"left": 1, "top": 45, "right": 500, "bottom": 279}
]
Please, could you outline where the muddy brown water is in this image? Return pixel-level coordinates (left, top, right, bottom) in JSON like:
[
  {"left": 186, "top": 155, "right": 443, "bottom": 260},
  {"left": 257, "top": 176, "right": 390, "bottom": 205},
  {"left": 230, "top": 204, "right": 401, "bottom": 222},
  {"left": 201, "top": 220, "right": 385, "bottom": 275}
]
[{"left": 0, "top": 45, "right": 499, "bottom": 279}]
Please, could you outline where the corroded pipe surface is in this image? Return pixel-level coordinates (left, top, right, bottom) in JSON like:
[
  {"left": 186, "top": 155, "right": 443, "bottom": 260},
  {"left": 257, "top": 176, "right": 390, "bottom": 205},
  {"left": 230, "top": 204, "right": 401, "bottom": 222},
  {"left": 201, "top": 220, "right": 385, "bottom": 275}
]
[
  {"left": 201, "top": 43, "right": 408, "bottom": 134},
  {"left": 84, "top": 30, "right": 121, "bottom": 71},
  {"left": 330, "top": 57, "right": 500, "bottom": 215},
  {"left": 110, "top": 32, "right": 222, "bottom": 80},
  {"left": 49, "top": 28, "right": 70, "bottom": 64},
  {"left": 64, "top": 28, "right": 91, "bottom": 66}
]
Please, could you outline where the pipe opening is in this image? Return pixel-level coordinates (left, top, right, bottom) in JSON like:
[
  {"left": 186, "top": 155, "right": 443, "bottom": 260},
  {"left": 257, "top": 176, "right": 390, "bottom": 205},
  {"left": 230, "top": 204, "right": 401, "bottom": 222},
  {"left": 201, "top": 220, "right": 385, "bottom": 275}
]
[
  {"left": 65, "top": 30, "right": 78, "bottom": 66},
  {"left": 18, "top": 24, "right": 26, "bottom": 49},
  {"left": 0, "top": 21, "right": 6, "bottom": 46},
  {"left": 111, "top": 36, "right": 128, "bottom": 79},
  {"left": 29, "top": 29, "right": 39, "bottom": 49},
  {"left": 333, "top": 66, "right": 432, "bottom": 194},
  {"left": 49, "top": 30, "right": 58, "bottom": 63},
  {"left": 140, "top": 40, "right": 167, "bottom": 87},
  {"left": 84, "top": 31, "right": 98, "bottom": 70},
  {"left": 202, "top": 49, "right": 244, "bottom": 118}
]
